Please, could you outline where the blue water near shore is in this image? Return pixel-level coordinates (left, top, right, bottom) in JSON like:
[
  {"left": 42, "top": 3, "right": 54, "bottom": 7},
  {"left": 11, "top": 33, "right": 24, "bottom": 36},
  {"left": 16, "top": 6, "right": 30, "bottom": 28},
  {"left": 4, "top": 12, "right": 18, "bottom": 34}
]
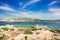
[{"left": 0, "top": 21, "right": 60, "bottom": 30}]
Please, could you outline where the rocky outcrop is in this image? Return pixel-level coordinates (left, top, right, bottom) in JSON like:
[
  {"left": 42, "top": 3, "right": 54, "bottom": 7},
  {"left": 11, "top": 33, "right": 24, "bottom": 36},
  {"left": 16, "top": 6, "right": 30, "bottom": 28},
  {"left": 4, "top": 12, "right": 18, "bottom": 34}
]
[{"left": 11, "top": 30, "right": 60, "bottom": 40}]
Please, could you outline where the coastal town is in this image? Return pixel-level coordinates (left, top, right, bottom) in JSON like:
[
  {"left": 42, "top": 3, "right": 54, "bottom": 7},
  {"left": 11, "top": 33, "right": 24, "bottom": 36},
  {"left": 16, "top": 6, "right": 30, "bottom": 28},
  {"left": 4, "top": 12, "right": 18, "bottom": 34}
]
[{"left": 0, "top": 25, "right": 60, "bottom": 40}]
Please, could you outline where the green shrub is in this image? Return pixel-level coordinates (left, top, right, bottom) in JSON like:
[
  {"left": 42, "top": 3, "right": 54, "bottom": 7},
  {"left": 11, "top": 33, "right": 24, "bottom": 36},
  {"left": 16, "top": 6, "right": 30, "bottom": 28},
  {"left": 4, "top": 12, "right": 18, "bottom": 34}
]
[
  {"left": 50, "top": 30, "right": 55, "bottom": 32},
  {"left": 50, "top": 29, "right": 60, "bottom": 33},
  {"left": 24, "top": 31, "right": 33, "bottom": 34},
  {"left": 18, "top": 28, "right": 25, "bottom": 31},
  {"left": 10, "top": 29, "right": 14, "bottom": 31},
  {"left": 1, "top": 27, "right": 9, "bottom": 31},
  {"left": 0, "top": 34, "right": 4, "bottom": 40},
  {"left": 36, "top": 28, "right": 42, "bottom": 30},
  {"left": 30, "top": 27, "right": 41, "bottom": 31},
  {"left": 55, "top": 29, "right": 60, "bottom": 33}
]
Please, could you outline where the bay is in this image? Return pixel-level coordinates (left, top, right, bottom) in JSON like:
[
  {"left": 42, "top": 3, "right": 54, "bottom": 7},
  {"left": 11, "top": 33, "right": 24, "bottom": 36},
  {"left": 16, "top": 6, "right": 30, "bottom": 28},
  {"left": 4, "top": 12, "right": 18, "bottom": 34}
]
[{"left": 0, "top": 21, "right": 60, "bottom": 30}]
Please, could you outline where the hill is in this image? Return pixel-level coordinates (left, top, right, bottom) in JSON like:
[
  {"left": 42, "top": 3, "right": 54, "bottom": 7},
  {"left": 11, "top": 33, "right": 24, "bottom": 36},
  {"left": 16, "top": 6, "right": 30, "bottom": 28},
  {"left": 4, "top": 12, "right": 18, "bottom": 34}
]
[{"left": 0, "top": 18, "right": 60, "bottom": 22}]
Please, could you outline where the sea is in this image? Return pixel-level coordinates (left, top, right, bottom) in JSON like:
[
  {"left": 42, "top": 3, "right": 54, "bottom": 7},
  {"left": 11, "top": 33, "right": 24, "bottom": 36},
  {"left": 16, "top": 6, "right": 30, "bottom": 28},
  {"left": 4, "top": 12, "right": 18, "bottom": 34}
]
[{"left": 0, "top": 21, "right": 60, "bottom": 30}]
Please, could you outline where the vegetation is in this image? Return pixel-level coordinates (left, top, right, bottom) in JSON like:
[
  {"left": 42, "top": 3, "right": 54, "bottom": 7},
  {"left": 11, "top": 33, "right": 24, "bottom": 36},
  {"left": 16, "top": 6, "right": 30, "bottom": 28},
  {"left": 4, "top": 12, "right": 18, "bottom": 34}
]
[
  {"left": 18, "top": 28, "right": 25, "bottom": 31},
  {"left": 0, "top": 34, "right": 4, "bottom": 40},
  {"left": 0, "top": 18, "right": 60, "bottom": 22},
  {"left": 50, "top": 29, "right": 55, "bottom": 32},
  {"left": 55, "top": 29, "right": 60, "bottom": 33},
  {"left": 1, "top": 27, "right": 9, "bottom": 31},
  {"left": 50, "top": 29, "right": 60, "bottom": 33},
  {"left": 30, "top": 27, "right": 41, "bottom": 31},
  {"left": 24, "top": 30, "right": 33, "bottom": 34},
  {"left": 10, "top": 28, "right": 14, "bottom": 31}
]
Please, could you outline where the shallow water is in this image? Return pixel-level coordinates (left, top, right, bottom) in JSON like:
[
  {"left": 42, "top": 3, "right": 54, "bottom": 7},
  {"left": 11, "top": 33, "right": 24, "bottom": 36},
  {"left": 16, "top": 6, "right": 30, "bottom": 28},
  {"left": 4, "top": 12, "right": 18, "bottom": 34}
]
[{"left": 0, "top": 21, "right": 60, "bottom": 30}]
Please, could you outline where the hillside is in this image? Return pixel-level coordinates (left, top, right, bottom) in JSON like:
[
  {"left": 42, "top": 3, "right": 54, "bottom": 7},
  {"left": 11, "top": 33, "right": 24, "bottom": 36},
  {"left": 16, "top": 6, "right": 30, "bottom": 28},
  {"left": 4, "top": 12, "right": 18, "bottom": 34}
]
[{"left": 0, "top": 18, "right": 60, "bottom": 22}]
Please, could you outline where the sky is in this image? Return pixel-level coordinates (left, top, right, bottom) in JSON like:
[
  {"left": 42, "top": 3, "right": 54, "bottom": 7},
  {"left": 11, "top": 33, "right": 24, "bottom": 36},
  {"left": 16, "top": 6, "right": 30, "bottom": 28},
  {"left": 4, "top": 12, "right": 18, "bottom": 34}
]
[{"left": 0, "top": 0, "right": 60, "bottom": 20}]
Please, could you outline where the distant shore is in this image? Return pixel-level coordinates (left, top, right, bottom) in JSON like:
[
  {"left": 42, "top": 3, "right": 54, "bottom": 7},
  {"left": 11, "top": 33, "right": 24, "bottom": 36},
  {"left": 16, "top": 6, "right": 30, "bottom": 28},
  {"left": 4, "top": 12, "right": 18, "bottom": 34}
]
[{"left": 0, "top": 18, "right": 60, "bottom": 22}]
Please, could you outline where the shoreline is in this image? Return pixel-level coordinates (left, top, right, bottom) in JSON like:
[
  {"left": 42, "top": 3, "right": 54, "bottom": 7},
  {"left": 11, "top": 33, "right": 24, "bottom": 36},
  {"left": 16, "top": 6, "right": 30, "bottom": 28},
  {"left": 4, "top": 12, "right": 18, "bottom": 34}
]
[
  {"left": 0, "top": 25, "right": 60, "bottom": 40},
  {"left": 0, "top": 24, "right": 60, "bottom": 31}
]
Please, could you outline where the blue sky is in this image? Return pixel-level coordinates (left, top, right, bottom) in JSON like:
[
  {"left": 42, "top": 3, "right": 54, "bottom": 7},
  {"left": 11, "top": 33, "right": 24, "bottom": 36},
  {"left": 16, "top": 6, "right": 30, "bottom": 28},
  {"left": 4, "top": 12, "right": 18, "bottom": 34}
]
[{"left": 0, "top": 0, "right": 60, "bottom": 20}]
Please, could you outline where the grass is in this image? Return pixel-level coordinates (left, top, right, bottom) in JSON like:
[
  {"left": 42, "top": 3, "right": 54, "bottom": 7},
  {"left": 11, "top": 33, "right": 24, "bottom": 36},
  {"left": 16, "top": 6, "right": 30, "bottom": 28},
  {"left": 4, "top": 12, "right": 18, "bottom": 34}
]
[
  {"left": 55, "top": 29, "right": 60, "bottom": 33},
  {"left": 0, "top": 34, "right": 4, "bottom": 40},
  {"left": 24, "top": 30, "right": 33, "bottom": 34},
  {"left": 30, "top": 27, "right": 41, "bottom": 31},
  {"left": 50, "top": 29, "right": 60, "bottom": 33},
  {"left": 1, "top": 27, "right": 9, "bottom": 31},
  {"left": 10, "top": 28, "right": 14, "bottom": 31},
  {"left": 18, "top": 28, "right": 25, "bottom": 31}
]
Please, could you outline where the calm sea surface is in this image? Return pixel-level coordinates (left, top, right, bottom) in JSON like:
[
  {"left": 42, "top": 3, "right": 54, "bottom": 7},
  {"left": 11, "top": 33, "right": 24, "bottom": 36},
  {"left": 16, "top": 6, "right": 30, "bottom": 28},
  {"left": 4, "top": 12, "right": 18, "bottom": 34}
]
[{"left": 0, "top": 21, "right": 60, "bottom": 30}]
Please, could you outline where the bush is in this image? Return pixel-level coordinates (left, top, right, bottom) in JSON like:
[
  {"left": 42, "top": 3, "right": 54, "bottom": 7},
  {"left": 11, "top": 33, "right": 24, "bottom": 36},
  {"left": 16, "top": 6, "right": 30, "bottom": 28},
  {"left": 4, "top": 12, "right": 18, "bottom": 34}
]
[
  {"left": 0, "top": 34, "right": 4, "bottom": 40},
  {"left": 50, "top": 29, "right": 60, "bottom": 33},
  {"left": 18, "top": 28, "right": 25, "bottom": 31},
  {"left": 24, "top": 30, "right": 33, "bottom": 34},
  {"left": 1, "top": 27, "right": 9, "bottom": 31},
  {"left": 30, "top": 27, "right": 41, "bottom": 31},
  {"left": 37, "top": 28, "right": 42, "bottom": 30},
  {"left": 50, "top": 30, "right": 55, "bottom": 32},
  {"left": 10, "top": 29, "right": 14, "bottom": 31},
  {"left": 55, "top": 29, "right": 60, "bottom": 33}
]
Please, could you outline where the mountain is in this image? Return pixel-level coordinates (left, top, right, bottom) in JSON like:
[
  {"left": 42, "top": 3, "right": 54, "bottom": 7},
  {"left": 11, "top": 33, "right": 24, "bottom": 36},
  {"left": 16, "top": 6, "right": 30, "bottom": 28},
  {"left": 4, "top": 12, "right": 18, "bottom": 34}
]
[{"left": 0, "top": 18, "right": 60, "bottom": 22}]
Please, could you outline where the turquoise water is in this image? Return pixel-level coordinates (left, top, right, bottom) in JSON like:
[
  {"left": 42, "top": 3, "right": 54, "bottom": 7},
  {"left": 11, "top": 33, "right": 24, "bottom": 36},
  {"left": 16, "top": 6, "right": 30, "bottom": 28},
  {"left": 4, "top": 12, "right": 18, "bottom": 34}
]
[{"left": 0, "top": 21, "right": 60, "bottom": 30}]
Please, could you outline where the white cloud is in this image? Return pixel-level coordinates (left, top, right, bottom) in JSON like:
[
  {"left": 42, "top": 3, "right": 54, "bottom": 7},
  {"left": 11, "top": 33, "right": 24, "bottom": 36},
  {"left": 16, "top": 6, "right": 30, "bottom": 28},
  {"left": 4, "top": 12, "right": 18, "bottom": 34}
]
[
  {"left": 20, "top": 8, "right": 60, "bottom": 20},
  {"left": 22, "top": 0, "right": 40, "bottom": 8},
  {"left": 5, "top": 7, "right": 60, "bottom": 20},
  {"left": 0, "top": 3, "right": 15, "bottom": 12},
  {"left": 47, "top": 0, "right": 60, "bottom": 20},
  {"left": 0, "top": 2, "right": 9, "bottom": 7},
  {"left": 0, "top": 2, "right": 60, "bottom": 20},
  {"left": 48, "top": 7, "right": 60, "bottom": 20},
  {"left": 49, "top": 8, "right": 60, "bottom": 12},
  {"left": 48, "top": 1, "right": 58, "bottom": 7},
  {"left": 0, "top": 6, "right": 15, "bottom": 11},
  {"left": 5, "top": 10, "right": 42, "bottom": 19}
]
